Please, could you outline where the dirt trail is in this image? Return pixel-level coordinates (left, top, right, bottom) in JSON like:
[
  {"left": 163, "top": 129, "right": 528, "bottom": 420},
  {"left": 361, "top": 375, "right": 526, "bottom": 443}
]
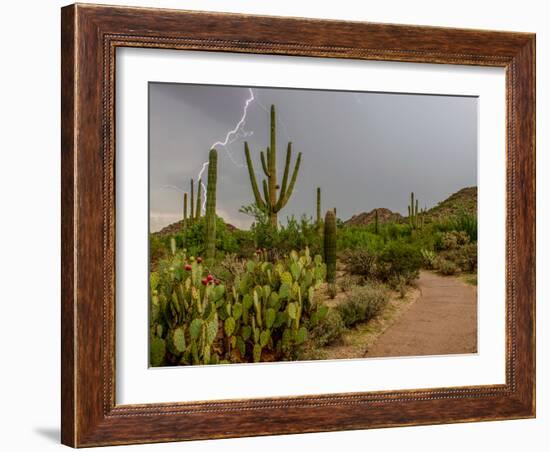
[{"left": 366, "top": 271, "right": 477, "bottom": 357}]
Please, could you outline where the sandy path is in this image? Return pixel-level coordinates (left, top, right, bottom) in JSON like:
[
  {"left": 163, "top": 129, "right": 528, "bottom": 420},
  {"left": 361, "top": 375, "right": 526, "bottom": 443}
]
[{"left": 365, "top": 271, "right": 477, "bottom": 357}]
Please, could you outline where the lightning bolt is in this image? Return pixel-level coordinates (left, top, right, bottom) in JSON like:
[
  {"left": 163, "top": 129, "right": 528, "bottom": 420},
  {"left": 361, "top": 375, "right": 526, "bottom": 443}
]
[{"left": 196, "top": 87, "right": 257, "bottom": 213}]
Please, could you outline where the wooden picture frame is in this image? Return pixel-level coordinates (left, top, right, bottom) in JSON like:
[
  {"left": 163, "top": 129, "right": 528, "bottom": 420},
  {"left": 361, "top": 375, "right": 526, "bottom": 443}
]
[{"left": 61, "top": 3, "right": 535, "bottom": 447}]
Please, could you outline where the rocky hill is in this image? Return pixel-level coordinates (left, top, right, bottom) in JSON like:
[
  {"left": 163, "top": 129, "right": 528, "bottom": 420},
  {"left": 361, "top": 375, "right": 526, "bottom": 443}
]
[
  {"left": 343, "top": 187, "right": 477, "bottom": 228},
  {"left": 344, "top": 208, "right": 403, "bottom": 227},
  {"left": 425, "top": 186, "right": 477, "bottom": 221}
]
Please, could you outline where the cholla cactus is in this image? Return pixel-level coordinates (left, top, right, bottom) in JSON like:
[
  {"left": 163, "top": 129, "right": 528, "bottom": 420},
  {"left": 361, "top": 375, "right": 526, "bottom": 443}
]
[{"left": 244, "top": 105, "right": 302, "bottom": 227}]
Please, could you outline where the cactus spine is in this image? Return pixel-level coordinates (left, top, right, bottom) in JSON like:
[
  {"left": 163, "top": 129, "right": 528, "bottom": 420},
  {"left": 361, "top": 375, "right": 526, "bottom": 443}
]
[
  {"left": 205, "top": 149, "right": 218, "bottom": 260},
  {"left": 324, "top": 209, "right": 337, "bottom": 289},
  {"left": 244, "top": 105, "right": 302, "bottom": 228},
  {"left": 195, "top": 179, "right": 202, "bottom": 220}
]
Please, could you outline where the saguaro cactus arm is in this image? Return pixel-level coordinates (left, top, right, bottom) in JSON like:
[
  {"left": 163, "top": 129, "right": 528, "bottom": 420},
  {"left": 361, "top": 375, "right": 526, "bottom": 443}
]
[
  {"left": 262, "top": 179, "right": 271, "bottom": 210},
  {"left": 260, "top": 149, "right": 270, "bottom": 177},
  {"left": 244, "top": 142, "right": 266, "bottom": 210},
  {"left": 279, "top": 143, "right": 292, "bottom": 198},
  {"left": 275, "top": 151, "right": 301, "bottom": 211}
]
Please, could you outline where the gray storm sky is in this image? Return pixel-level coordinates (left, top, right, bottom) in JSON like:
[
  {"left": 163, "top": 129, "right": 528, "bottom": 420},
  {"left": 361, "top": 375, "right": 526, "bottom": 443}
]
[{"left": 149, "top": 83, "right": 477, "bottom": 232}]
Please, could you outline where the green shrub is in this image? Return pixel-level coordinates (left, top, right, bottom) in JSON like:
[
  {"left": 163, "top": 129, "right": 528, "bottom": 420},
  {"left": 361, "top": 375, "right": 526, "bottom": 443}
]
[
  {"left": 450, "top": 211, "right": 477, "bottom": 242},
  {"left": 308, "top": 308, "right": 345, "bottom": 347},
  {"left": 376, "top": 241, "right": 422, "bottom": 285},
  {"left": 149, "top": 234, "right": 167, "bottom": 265},
  {"left": 240, "top": 204, "right": 322, "bottom": 257},
  {"left": 337, "top": 226, "right": 385, "bottom": 251},
  {"left": 168, "top": 216, "right": 255, "bottom": 259},
  {"left": 420, "top": 248, "right": 437, "bottom": 269},
  {"left": 336, "top": 284, "right": 389, "bottom": 328}
]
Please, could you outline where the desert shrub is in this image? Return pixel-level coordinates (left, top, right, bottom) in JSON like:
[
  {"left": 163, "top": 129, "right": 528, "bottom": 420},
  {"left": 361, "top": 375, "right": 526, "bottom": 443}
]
[
  {"left": 420, "top": 248, "right": 437, "bottom": 269},
  {"left": 440, "top": 230, "right": 470, "bottom": 250},
  {"left": 171, "top": 216, "right": 255, "bottom": 259},
  {"left": 327, "top": 283, "right": 338, "bottom": 299},
  {"left": 376, "top": 241, "right": 422, "bottom": 286},
  {"left": 436, "top": 258, "right": 459, "bottom": 275},
  {"left": 459, "top": 243, "right": 478, "bottom": 272},
  {"left": 240, "top": 205, "right": 322, "bottom": 257},
  {"left": 308, "top": 308, "right": 346, "bottom": 347},
  {"left": 341, "top": 248, "right": 377, "bottom": 279},
  {"left": 439, "top": 243, "right": 477, "bottom": 273},
  {"left": 450, "top": 211, "right": 478, "bottom": 242},
  {"left": 337, "top": 226, "right": 385, "bottom": 251},
  {"left": 149, "top": 234, "right": 167, "bottom": 265},
  {"left": 336, "top": 284, "right": 389, "bottom": 328},
  {"left": 382, "top": 222, "right": 412, "bottom": 241},
  {"left": 339, "top": 274, "right": 363, "bottom": 292},
  {"left": 208, "top": 253, "right": 247, "bottom": 286}
]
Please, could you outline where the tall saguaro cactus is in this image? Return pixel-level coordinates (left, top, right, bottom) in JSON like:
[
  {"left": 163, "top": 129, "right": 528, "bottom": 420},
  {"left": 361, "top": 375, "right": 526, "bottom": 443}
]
[
  {"left": 244, "top": 105, "right": 302, "bottom": 227},
  {"left": 182, "top": 192, "right": 188, "bottom": 245},
  {"left": 316, "top": 187, "right": 321, "bottom": 224},
  {"left": 205, "top": 149, "right": 218, "bottom": 260},
  {"left": 408, "top": 192, "right": 421, "bottom": 229},
  {"left": 190, "top": 178, "right": 195, "bottom": 224},
  {"left": 324, "top": 209, "right": 337, "bottom": 290},
  {"left": 195, "top": 179, "right": 202, "bottom": 220}
]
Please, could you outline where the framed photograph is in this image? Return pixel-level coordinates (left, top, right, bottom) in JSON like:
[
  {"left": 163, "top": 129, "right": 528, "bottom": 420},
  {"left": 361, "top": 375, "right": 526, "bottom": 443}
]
[{"left": 61, "top": 3, "right": 535, "bottom": 447}]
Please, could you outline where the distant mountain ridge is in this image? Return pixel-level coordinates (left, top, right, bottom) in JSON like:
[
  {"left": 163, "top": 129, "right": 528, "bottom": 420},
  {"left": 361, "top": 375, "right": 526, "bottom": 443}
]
[
  {"left": 344, "top": 208, "right": 403, "bottom": 227},
  {"left": 343, "top": 186, "right": 477, "bottom": 227},
  {"left": 425, "top": 186, "right": 477, "bottom": 221},
  {"left": 153, "top": 187, "right": 477, "bottom": 235}
]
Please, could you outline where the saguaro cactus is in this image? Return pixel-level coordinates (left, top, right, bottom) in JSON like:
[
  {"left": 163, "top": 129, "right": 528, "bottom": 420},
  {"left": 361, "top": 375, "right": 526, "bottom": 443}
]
[
  {"left": 190, "top": 178, "right": 195, "bottom": 224},
  {"left": 244, "top": 105, "right": 302, "bottom": 227},
  {"left": 195, "top": 179, "right": 202, "bottom": 220},
  {"left": 374, "top": 209, "right": 379, "bottom": 234},
  {"left": 182, "top": 192, "right": 188, "bottom": 244},
  {"left": 316, "top": 187, "right": 322, "bottom": 227},
  {"left": 205, "top": 149, "right": 218, "bottom": 260},
  {"left": 408, "top": 192, "right": 420, "bottom": 229},
  {"left": 324, "top": 209, "right": 337, "bottom": 289}
]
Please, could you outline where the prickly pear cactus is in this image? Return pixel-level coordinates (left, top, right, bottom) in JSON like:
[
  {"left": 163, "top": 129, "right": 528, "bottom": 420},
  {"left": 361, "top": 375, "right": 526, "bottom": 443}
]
[{"left": 150, "top": 246, "right": 327, "bottom": 365}]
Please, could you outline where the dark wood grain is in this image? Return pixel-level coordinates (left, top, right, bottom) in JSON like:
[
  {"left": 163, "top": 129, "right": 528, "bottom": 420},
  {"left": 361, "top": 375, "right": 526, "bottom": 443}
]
[{"left": 61, "top": 3, "right": 536, "bottom": 447}]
